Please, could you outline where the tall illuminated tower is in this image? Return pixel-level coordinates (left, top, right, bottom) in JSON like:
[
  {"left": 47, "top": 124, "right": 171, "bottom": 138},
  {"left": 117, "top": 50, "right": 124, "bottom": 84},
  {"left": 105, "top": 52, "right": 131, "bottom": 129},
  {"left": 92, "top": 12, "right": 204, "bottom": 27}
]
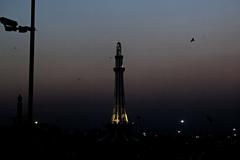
[{"left": 111, "top": 42, "right": 129, "bottom": 124}]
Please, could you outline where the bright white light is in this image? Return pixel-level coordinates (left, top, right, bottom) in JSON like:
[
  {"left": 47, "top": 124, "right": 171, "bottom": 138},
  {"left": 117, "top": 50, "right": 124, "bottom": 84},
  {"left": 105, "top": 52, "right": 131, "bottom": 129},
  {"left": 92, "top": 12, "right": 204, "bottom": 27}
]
[
  {"left": 195, "top": 136, "right": 200, "bottom": 139},
  {"left": 177, "top": 130, "right": 181, "bottom": 134},
  {"left": 180, "top": 120, "right": 185, "bottom": 124},
  {"left": 233, "top": 134, "right": 237, "bottom": 137},
  {"left": 34, "top": 121, "right": 38, "bottom": 125},
  {"left": 142, "top": 132, "right": 147, "bottom": 137},
  {"left": 233, "top": 128, "right": 236, "bottom": 131}
]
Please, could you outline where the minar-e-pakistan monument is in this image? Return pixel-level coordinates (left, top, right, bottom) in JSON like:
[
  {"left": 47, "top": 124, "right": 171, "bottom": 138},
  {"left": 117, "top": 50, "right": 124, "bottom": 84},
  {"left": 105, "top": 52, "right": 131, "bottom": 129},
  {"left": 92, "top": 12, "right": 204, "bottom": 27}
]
[{"left": 111, "top": 42, "right": 129, "bottom": 125}]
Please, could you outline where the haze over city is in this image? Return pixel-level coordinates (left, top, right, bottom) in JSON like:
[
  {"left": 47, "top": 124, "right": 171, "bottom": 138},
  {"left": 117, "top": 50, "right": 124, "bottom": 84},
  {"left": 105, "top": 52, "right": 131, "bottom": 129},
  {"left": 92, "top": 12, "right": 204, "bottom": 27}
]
[{"left": 1, "top": 0, "right": 240, "bottom": 132}]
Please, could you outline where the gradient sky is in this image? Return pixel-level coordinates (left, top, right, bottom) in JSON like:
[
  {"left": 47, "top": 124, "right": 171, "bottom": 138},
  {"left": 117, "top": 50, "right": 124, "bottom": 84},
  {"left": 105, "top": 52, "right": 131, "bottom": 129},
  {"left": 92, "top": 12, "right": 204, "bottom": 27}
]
[{"left": 1, "top": 0, "right": 240, "bottom": 132}]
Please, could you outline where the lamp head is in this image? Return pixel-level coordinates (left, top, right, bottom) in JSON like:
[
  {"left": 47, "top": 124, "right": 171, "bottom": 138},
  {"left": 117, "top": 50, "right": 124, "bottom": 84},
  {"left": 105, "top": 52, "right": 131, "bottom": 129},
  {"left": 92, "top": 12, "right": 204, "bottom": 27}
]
[{"left": 0, "top": 17, "right": 18, "bottom": 27}]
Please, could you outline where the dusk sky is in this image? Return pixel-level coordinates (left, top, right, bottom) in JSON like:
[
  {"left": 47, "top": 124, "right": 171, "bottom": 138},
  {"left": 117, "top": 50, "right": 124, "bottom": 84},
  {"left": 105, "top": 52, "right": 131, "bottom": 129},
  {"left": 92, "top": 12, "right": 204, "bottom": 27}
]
[{"left": 1, "top": 0, "right": 240, "bottom": 131}]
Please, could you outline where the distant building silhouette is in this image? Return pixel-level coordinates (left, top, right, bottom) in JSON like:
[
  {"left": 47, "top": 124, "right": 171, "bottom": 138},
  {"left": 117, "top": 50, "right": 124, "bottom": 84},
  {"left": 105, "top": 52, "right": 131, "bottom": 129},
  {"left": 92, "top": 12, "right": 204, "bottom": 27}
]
[{"left": 111, "top": 42, "right": 128, "bottom": 124}]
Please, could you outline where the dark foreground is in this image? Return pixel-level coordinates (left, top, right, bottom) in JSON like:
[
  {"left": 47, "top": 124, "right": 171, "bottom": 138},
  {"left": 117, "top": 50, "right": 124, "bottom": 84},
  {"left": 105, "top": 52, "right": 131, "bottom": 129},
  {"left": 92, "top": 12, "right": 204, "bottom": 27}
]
[{"left": 0, "top": 124, "right": 239, "bottom": 160}]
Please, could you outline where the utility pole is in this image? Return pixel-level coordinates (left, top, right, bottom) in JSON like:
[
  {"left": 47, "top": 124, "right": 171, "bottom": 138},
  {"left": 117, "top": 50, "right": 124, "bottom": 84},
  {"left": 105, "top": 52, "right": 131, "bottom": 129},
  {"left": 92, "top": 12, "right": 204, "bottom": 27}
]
[
  {"left": 28, "top": 0, "right": 35, "bottom": 124},
  {"left": 0, "top": 0, "right": 36, "bottom": 126}
]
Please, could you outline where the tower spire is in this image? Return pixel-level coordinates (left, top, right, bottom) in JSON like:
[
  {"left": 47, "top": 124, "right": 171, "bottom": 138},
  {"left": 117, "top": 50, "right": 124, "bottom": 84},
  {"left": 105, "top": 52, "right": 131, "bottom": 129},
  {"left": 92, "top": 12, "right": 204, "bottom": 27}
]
[{"left": 112, "top": 42, "right": 128, "bottom": 124}]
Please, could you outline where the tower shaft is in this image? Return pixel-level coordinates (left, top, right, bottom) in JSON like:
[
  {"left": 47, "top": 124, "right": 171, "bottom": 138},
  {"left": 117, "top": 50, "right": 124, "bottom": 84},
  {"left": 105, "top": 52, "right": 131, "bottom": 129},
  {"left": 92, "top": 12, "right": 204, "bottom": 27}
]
[{"left": 112, "top": 42, "right": 128, "bottom": 124}]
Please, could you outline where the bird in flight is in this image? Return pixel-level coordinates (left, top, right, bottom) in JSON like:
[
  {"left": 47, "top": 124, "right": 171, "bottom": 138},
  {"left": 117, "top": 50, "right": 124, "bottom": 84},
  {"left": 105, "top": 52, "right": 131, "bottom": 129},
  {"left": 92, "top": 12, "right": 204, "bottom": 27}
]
[{"left": 190, "top": 37, "right": 195, "bottom": 43}]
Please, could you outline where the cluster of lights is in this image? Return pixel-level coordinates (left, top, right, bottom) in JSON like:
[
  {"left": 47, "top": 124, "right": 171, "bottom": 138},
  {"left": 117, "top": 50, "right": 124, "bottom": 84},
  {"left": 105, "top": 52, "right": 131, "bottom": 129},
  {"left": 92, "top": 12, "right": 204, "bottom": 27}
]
[
  {"left": 232, "top": 128, "right": 237, "bottom": 137},
  {"left": 111, "top": 113, "right": 128, "bottom": 124},
  {"left": 175, "top": 119, "right": 185, "bottom": 135}
]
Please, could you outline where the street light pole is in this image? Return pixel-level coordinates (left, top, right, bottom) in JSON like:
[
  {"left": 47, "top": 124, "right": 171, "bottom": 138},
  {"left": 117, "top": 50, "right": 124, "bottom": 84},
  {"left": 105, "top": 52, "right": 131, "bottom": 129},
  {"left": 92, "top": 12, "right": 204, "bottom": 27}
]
[
  {"left": 0, "top": 0, "right": 36, "bottom": 125},
  {"left": 28, "top": 0, "right": 35, "bottom": 124}
]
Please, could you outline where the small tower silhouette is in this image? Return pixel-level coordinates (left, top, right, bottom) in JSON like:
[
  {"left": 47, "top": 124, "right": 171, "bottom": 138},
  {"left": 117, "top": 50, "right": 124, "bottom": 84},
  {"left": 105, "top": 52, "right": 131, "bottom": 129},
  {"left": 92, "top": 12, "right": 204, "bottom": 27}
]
[
  {"left": 111, "top": 42, "right": 128, "bottom": 124},
  {"left": 17, "top": 94, "right": 23, "bottom": 124}
]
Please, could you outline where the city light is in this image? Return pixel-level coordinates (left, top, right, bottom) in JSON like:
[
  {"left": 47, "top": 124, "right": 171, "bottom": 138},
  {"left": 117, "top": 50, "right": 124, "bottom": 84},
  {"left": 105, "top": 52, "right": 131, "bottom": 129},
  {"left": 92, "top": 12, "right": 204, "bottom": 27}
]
[
  {"left": 142, "top": 132, "right": 147, "bottom": 137},
  {"left": 180, "top": 120, "right": 185, "bottom": 124}
]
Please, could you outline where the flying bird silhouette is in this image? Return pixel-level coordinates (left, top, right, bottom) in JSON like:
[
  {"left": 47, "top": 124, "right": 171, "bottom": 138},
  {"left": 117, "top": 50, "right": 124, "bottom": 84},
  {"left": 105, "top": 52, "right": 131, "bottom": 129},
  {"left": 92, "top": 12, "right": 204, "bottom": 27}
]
[{"left": 190, "top": 37, "right": 195, "bottom": 43}]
